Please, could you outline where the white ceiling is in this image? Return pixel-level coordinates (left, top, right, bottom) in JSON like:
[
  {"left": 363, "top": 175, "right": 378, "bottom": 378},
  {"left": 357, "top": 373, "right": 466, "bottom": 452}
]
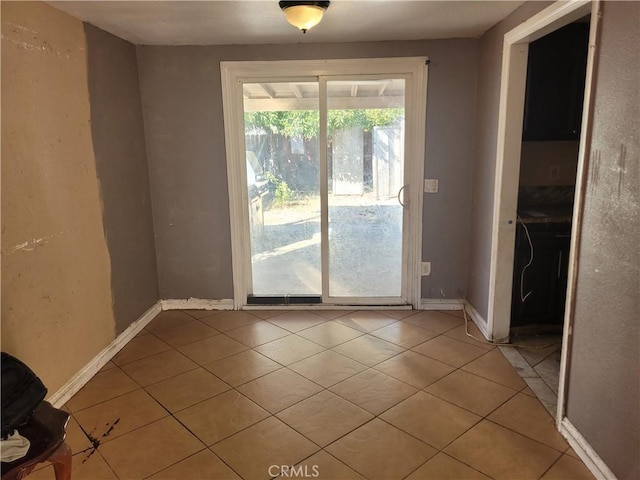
[{"left": 48, "top": 1, "right": 525, "bottom": 46}]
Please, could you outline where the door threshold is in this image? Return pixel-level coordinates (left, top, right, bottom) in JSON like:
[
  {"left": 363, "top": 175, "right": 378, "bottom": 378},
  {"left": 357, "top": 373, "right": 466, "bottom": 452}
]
[{"left": 243, "top": 303, "right": 413, "bottom": 311}]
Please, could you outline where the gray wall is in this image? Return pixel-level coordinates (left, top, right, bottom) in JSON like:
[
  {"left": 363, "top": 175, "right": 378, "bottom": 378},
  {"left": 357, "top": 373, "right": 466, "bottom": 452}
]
[
  {"left": 85, "top": 24, "right": 159, "bottom": 333},
  {"left": 136, "top": 40, "right": 479, "bottom": 301},
  {"left": 466, "top": 1, "right": 552, "bottom": 317},
  {"left": 566, "top": 2, "right": 639, "bottom": 478},
  {"left": 466, "top": 1, "right": 639, "bottom": 477}
]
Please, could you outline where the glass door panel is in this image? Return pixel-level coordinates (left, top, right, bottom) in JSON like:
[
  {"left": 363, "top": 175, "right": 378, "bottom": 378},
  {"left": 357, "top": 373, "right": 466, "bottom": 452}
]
[
  {"left": 243, "top": 82, "right": 321, "bottom": 296},
  {"left": 326, "top": 79, "right": 406, "bottom": 298}
]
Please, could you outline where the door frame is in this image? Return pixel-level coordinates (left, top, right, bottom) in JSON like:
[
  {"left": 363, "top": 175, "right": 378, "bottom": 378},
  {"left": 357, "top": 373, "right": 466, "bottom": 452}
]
[
  {"left": 221, "top": 57, "right": 428, "bottom": 309},
  {"left": 487, "top": 0, "right": 599, "bottom": 422}
]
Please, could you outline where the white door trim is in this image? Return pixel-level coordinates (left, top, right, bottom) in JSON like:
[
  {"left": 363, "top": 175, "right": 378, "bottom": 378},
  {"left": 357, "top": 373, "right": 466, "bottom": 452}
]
[
  {"left": 221, "top": 57, "right": 427, "bottom": 309},
  {"left": 488, "top": 0, "right": 600, "bottom": 450}
]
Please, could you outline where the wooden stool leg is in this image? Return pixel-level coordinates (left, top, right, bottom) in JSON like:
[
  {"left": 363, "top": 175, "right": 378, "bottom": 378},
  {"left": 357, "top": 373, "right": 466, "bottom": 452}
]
[{"left": 48, "top": 442, "right": 72, "bottom": 480}]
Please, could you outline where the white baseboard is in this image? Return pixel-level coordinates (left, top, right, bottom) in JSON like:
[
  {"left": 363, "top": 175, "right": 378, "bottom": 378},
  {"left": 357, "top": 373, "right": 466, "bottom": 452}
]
[
  {"left": 419, "top": 298, "right": 465, "bottom": 310},
  {"left": 47, "top": 301, "right": 162, "bottom": 408},
  {"left": 160, "top": 298, "right": 235, "bottom": 311},
  {"left": 463, "top": 301, "right": 491, "bottom": 340},
  {"left": 560, "top": 418, "right": 617, "bottom": 480}
]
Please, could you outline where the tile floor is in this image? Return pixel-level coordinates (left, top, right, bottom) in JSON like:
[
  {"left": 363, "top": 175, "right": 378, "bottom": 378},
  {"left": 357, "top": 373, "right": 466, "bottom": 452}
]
[
  {"left": 499, "top": 335, "right": 563, "bottom": 415},
  {"left": 32, "top": 310, "right": 594, "bottom": 480}
]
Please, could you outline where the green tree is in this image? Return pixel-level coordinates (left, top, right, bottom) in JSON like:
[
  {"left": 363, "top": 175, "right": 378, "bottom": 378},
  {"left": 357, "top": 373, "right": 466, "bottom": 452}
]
[{"left": 244, "top": 109, "right": 403, "bottom": 139}]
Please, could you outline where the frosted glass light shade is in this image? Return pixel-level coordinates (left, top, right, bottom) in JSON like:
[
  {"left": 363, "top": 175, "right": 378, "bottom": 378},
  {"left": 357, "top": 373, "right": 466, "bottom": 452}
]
[{"left": 280, "top": 2, "right": 329, "bottom": 33}]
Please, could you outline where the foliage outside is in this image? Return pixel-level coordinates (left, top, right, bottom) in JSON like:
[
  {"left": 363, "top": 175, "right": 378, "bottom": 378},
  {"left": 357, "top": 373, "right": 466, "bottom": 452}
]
[{"left": 244, "top": 108, "right": 404, "bottom": 139}]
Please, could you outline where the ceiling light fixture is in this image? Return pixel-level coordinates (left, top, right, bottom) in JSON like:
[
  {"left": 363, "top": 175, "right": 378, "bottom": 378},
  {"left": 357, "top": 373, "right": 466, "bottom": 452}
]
[{"left": 279, "top": 1, "right": 330, "bottom": 34}]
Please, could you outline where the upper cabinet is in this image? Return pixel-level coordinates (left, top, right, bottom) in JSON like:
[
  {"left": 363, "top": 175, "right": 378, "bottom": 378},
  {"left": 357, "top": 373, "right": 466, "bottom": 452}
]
[{"left": 522, "top": 22, "right": 590, "bottom": 142}]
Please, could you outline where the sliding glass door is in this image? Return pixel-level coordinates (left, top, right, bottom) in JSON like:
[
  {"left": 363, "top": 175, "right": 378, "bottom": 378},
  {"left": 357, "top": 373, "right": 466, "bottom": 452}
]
[
  {"left": 324, "top": 78, "right": 406, "bottom": 300},
  {"left": 243, "top": 81, "right": 321, "bottom": 298},
  {"left": 222, "top": 58, "right": 427, "bottom": 307},
  {"left": 242, "top": 77, "right": 407, "bottom": 304}
]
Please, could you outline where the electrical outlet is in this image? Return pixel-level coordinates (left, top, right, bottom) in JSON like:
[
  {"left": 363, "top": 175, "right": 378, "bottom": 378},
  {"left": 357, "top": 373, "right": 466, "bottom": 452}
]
[
  {"left": 424, "top": 179, "right": 438, "bottom": 193},
  {"left": 421, "top": 262, "right": 431, "bottom": 276}
]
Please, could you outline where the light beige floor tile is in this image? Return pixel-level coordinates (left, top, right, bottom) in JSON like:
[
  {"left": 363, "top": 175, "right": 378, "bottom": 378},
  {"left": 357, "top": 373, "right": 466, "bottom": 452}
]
[
  {"left": 289, "top": 350, "right": 367, "bottom": 387},
  {"left": 254, "top": 335, "right": 325, "bottom": 365},
  {"left": 267, "top": 311, "right": 327, "bottom": 332},
  {"left": 374, "top": 350, "right": 455, "bottom": 388},
  {"left": 330, "top": 369, "right": 417, "bottom": 415},
  {"left": 147, "top": 449, "right": 241, "bottom": 480},
  {"left": 29, "top": 451, "right": 118, "bottom": 480},
  {"left": 402, "top": 310, "right": 463, "bottom": 333},
  {"left": 112, "top": 334, "right": 173, "bottom": 366},
  {"left": 212, "top": 417, "right": 319, "bottom": 480},
  {"left": 381, "top": 392, "right": 481, "bottom": 449},
  {"left": 369, "top": 321, "right": 439, "bottom": 348},
  {"left": 412, "top": 335, "right": 488, "bottom": 367},
  {"left": 64, "top": 415, "right": 93, "bottom": 454},
  {"left": 462, "top": 349, "right": 527, "bottom": 390},
  {"left": 335, "top": 311, "right": 397, "bottom": 333},
  {"left": 445, "top": 420, "right": 562, "bottom": 480},
  {"left": 313, "top": 310, "right": 353, "bottom": 320},
  {"left": 203, "top": 349, "right": 281, "bottom": 387},
  {"left": 224, "top": 320, "right": 290, "bottom": 347},
  {"left": 488, "top": 393, "right": 568, "bottom": 451},
  {"left": 248, "top": 309, "right": 288, "bottom": 319},
  {"left": 565, "top": 446, "right": 580, "bottom": 459},
  {"left": 99, "top": 416, "right": 203, "bottom": 479},
  {"left": 145, "top": 367, "right": 231, "bottom": 412},
  {"left": 200, "top": 310, "right": 260, "bottom": 332},
  {"left": 65, "top": 368, "right": 139, "bottom": 412},
  {"left": 120, "top": 349, "right": 198, "bottom": 387},
  {"left": 237, "top": 368, "right": 323, "bottom": 413},
  {"left": 175, "top": 389, "right": 269, "bottom": 445},
  {"left": 297, "top": 321, "right": 364, "bottom": 348},
  {"left": 442, "top": 323, "right": 496, "bottom": 350},
  {"left": 326, "top": 419, "right": 436, "bottom": 480},
  {"left": 177, "top": 334, "right": 248, "bottom": 365},
  {"left": 291, "top": 451, "right": 366, "bottom": 480},
  {"left": 541, "top": 455, "right": 595, "bottom": 479},
  {"left": 377, "top": 310, "right": 420, "bottom": 320},
  {"left": 406, "top": 453, "right": 491, "bottom": 480},
  {"left": 444, "top": 309, "right": 465, "bottom": 318},
  {"left": 146, "top": 310, "right": 194, "bottom": 333},
  {"left": 183, "top": 309, "right": 221, "bottom": 320},
  {"left": 425, "top": 370, "right": 517, "bottom": 416},
  {"left": 152, "top": 320, "right": 219, "bottom": 347},
  {"left": 522, "top": 385, "right": 537, "bottom": 397},
  {"left": 332, "top": 335, "right": 404, "bottom": 367},
  {"left": 74, "top": 389, "right": 167, "bottom": 443},
  {"left": 99, "top": 361, "right": 118, "bottom": 372},
  {"left": 277, "top": 391, "right": 373, "bottom": 446}
]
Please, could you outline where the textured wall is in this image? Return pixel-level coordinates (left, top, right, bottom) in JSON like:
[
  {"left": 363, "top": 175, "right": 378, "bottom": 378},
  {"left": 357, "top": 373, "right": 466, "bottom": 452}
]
[
  {"left": 84, "top": 24, "right": 159, "bottom": 333},
  {"left": 466, "top": 1, "right": 552, "bottom": 318},
  {"left": 136, "top": 39, "right": 479, "bottom": 301},
  {"left": 1, "top": 2, "right": 116, "bottom": 393},
  {"left": 566, "top": 2, "right": 640, "bottom": 478}
]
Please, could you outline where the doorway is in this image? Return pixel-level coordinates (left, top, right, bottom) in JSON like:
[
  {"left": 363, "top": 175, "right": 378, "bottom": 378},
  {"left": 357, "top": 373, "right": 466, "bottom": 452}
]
[
  {"left": 221, "top": 58, "right": 427, "bottom": 309},
  {"left": 488, "top": 0, "right": 598, "bottom": 425}
]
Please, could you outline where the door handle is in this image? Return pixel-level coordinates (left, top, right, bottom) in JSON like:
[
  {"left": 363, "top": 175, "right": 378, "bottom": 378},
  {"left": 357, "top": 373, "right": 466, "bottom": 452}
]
[{"left": 398, "top": 185, "right": 409, "bottom": 208}]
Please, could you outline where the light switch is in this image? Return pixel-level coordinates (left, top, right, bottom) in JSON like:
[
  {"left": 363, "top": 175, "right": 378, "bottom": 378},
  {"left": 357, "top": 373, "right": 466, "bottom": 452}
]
[{"left": 424, "top": 179, "right": 439, "bottom": 193}]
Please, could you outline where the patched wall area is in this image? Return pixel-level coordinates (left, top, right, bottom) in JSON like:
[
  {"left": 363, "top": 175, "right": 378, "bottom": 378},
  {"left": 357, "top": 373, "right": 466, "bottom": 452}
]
[{"left": 1, "top": 2, "right": 116, "bottom": 393}]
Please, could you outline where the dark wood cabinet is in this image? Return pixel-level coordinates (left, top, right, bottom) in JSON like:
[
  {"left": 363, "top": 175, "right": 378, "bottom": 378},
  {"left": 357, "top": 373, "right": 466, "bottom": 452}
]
[
  {"left": 522, "top": 22, "right": 589, "bottom": 141},
  {"left": 511, "top": 221, "right": 571, "bottom": 329}
]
